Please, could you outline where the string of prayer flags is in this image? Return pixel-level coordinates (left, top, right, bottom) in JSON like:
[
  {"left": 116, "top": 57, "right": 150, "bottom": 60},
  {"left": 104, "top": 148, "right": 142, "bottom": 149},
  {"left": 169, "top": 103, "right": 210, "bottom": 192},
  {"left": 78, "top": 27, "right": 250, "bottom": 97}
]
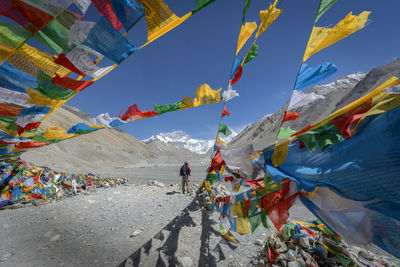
[
  {"left": 314, "top": 0, "right": 339, "bottom": 23},
  {"left": 255, "top": 0, "right": 283, "bottom": 39},
  {"left": 303, "top": 11, "right": 370, "bottom": 62},
  {"left": 235, "top": 22, "right": 257, "bottom": 56},
  {"left": 294, "top": 62, "right": 337, "bottom": 90},
  {"left": 218, "top": 123, "right": 232, "bottom": 136}
]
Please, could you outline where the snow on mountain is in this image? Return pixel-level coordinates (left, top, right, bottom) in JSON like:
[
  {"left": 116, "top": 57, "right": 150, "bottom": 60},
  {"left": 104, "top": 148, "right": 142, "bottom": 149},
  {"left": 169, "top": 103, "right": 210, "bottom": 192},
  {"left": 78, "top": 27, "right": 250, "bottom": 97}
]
[
  {"left": 143, "top": 130, "right": 239, "bottom": 154},
  {"left": 143, "top": 131, "right": 214, "bottom": 154}
]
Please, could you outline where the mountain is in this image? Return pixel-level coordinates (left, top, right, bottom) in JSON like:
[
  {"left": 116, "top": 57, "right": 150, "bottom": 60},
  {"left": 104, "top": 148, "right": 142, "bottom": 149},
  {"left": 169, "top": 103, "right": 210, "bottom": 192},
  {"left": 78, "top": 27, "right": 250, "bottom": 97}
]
[
  {"left": 21, "top": 106, "right": 209, "bottom": 173},
  {"left": 229, "top": 59, "right": 400, "bottom": 150},
  {"left": 143, "top": 131, "right": 214, "bottom": 154}
]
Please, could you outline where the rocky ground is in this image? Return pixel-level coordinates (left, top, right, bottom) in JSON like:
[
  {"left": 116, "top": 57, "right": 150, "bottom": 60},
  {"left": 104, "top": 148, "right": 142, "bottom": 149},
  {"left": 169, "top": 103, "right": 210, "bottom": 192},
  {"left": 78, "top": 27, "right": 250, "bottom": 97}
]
[{"left": 0, "top": 178, "right": 315, "bottom": 267}]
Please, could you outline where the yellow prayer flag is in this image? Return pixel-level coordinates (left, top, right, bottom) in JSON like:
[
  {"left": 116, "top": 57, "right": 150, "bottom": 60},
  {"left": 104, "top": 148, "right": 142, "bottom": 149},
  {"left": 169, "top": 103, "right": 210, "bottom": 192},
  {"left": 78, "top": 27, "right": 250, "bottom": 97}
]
[
  {"left": 216, "top": 134, "right": 225, "bottom": 144},
  {"left": 303, "top": 11, "right": 370, "bottom": 62},
  {"left": 255, "top": 0, "right": 283, "bottom": 39},
  {"left": 353, "top": 92, "right": 400, "bottom": 134},
  {"left": 180, "top": 95, "right": 194, "bottom": 109},
  {"left": 8, "top": 44, "right": 70, "bottom": 77},
  {"left": 193, "top": 84, "right": 221, "bottom": 106},
  {"left": 271, "top": 141, "right": 289, "bottom": 167},
  {"left": 231, "top": 202, "right": 243, "bottom": 217},
  {"left": 43, "top": 126, "right": 76, "bottom": 140},
  {"left": 236, "top": 217, "right": 250, "bottom": 234},
  {"left": 236, "top": 22, "right": 257, "bottom": 56},
  {"left": 0, "top": 42, "right": 14, "bottom": 64},
  {"left": 26, "top": 88, "right": 65, "bottom": 108},
  {"left": 138, "top": 0, "right": 189, "bottom": 43}
]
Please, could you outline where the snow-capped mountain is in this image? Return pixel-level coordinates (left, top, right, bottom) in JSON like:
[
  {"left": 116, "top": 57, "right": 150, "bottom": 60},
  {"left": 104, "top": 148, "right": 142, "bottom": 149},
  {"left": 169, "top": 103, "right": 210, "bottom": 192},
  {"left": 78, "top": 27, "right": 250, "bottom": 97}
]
[
  {"left": 143, "top": 130, "right": 238, "bottom": 154},
  {"left": 143, "top": 131, "right": 214, "bottom": 154}
]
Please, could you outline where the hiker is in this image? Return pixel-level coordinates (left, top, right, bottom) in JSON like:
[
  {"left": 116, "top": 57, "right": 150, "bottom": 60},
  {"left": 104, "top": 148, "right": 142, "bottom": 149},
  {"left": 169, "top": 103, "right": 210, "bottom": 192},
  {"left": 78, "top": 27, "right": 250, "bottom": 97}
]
[{"left": 180, "top": 162, "right": 191, "bottom": 194}]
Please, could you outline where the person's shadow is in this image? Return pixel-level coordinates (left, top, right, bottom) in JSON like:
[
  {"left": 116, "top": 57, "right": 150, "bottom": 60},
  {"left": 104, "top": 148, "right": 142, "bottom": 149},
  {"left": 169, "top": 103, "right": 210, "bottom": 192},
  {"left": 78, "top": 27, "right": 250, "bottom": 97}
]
[{"left": 118, "top": 195, "right": 238, "bottom": 267}]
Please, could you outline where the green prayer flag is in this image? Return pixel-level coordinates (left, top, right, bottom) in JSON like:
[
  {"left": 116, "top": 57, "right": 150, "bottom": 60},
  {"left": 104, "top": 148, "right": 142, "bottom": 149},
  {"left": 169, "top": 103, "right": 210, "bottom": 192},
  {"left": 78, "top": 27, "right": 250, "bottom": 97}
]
[
  {"left": 277, "top": 126, "right": 296, "bottom": 139},
  {"left": 249, "top": 213, "right": 262, "bottom": 234},
  {"left": 243, "top": 44, "right": 259, "bottom": 66},
  {"left": 218, "top": 123, "right": 232, "bottom": 136},
  {"left": 32, "top": 134, "right": 63, "bottom": 144},
  {"left": 249, "top": 198, "right": 259, "bottom": 215},
  {"left": 0, "top": 21, "right": 32, "bottom": 48},
  {"left": 315, "top": 0, "right": 338, "bottom": 23},
  {"left": 36, "top": 72, "right": 75, "bottom": 100},
  {"left": 206, "top": 173, "right": 218, "bottom": 185},
  {"left": 35, "top": 20, "right": 70, "bottom": 54},
  {"left": 242, "top": 0, "right": 253, "bottom": 23},
  {"left": 193, "top": 0, "right": 216, "bottom": 13},
  {"left": 298, "top": 122, "right": 342, "bottom": 152},
  {"left": 153, "top": 101, "right": 182, "bottom": 114},
  {"left": 260, "top": 210, "right": 269, "bottom": 229}
]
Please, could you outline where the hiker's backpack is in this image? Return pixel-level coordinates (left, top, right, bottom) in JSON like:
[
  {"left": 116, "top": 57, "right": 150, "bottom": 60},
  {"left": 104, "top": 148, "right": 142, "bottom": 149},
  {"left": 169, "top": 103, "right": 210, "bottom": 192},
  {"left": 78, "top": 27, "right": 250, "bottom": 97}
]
[{"left": 180, "top": 165, "right": 186, "bottom": 176}]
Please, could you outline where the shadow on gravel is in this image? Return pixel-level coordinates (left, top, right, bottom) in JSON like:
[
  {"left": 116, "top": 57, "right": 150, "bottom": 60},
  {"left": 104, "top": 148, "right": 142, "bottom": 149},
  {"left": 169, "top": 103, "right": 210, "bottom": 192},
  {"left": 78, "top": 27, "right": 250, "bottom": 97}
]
[
  {"left": 165, "top": 191, "right": 180, "bottom": 195},
  {"left": 118, "top": 195, "right": 230, "bottom": 267}
]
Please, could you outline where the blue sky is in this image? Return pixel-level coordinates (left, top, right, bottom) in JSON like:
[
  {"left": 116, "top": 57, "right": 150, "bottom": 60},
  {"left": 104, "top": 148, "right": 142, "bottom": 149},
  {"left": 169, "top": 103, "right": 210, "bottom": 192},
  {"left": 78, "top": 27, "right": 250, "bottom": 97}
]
[{"left": 67, "top": 0, "right": 400, "bottom": 141}]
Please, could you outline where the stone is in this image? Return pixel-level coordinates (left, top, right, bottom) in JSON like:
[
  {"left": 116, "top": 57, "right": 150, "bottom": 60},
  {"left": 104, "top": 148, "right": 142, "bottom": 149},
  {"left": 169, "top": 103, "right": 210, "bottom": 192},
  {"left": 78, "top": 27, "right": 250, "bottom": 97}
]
[
  {"left": 359, "top": 250, "right": 374, "bottom": 261},
  {"left": 153, "top": 181, "right": 166, "bottom": 188},
  {"left": 177, "top": 256, "right": 193, "bottom": 267},
  {"left": 49, "top": 235, "right": 61, "bottom": 242},
  {"left": 257, "top": 259, "right": 265, "bottom": 267},
  {"left": 255, "top": 239, "right": 264, "bottom": 246},
  {"left": 130, "top": 230, "right": 142, "bottom": 237}
]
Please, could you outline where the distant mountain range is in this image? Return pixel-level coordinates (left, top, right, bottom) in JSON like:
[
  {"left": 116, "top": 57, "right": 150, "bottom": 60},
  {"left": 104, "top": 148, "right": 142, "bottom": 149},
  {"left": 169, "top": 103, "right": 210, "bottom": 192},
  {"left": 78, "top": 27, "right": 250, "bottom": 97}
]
[
  {"left": 22, "top": 59, "right": 400, "bottom": 171},
  {"left": 143, "top": 130, "right": 237, "bottom": 154}
]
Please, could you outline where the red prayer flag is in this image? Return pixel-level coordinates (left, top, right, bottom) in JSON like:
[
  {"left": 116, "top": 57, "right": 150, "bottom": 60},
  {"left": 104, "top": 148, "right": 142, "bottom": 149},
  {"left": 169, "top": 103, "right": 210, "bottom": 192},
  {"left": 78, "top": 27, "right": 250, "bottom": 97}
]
[
  {"left": 331, "top": 100, "right": 371, "bottom": 139},
  {"left": 230, "top": 64, "right": 243, "bottom": 85},
  {"left": 282, "top": 111, "right": 299, "bottom": 122},
  {"left": 54, "top": 54, "right": 86, "bottom": 77},
  {"left": 0, "top": 103, "right": 23, "bottom": 117},
  {"left": 118, "top": 104, "right": 158, "bottom": 121},
  {"left": 0, "top": 0, "right": 53, "bottom": 34},
  {"left": 52, "top": 75, "right": 94, "bottom": 92},
  {"left": 267, "top": 192, "right": 300, "bottom": 230},
  {"left": 17, "top": 121, "right": 41, "bottom": 135},
  {"left": 268, "top": 245, "right": 279, "bottom": 264},
  {"left": 221, "top": 103, "right": 231, "bottom": 118},
  {"left": 206, "top": 149, "right": 225, "bottom": 173},
  {"left": 91, "top": 0, "right": 123, "bottom": 30},
  {"left": 15, "top": 141, "right": 50, "bottom": 149}
]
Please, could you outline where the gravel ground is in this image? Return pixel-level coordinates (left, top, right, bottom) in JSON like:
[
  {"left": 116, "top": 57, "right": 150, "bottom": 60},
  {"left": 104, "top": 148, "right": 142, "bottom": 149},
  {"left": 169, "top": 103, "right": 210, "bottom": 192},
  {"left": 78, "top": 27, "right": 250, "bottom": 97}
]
[{"left": 0, "top": 174, "right": 315, "bottom": 267}]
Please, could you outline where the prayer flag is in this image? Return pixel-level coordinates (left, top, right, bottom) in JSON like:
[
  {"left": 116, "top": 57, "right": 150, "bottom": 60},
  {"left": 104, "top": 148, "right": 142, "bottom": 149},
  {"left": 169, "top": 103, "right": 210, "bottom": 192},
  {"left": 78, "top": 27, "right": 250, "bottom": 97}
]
[
  {"left": 221, "top": 103, "right": 231, "bottom": 118},
  {"left": 303, "top": 11, "right": 370, "bottom": 62},
  {"left": 282, "top": 111, "right": 299, "bottom": 122},
  {"left": 236, "top": 22, "right": 257, "bottom": 56},
  {"left": 315, "top": 0, "right": 338, "bottom": 23},
  {"left": 255, "top": 0, "right": 283, "bottom": 39},
  {"left": 218, "top": 123, "right": 232, "bottom": 136}
]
